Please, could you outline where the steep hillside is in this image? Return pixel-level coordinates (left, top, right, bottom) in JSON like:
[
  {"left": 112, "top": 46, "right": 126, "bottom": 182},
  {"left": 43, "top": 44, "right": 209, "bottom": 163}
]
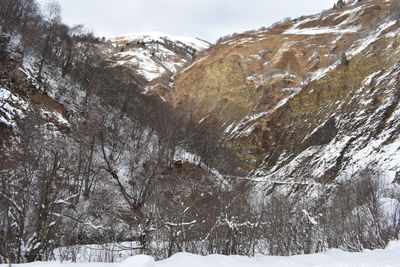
[
  {"left": 168, "top": 0, "right": 400, "bottom": 186},
  {"left": 102, "top": 32, "right": 209, "bottom": 85},
  {"left": 0, "top": 27, "right": 229, "bottom": 262},
  {"left": 1, "top": 0, "right": 400, "bottom": 263}
]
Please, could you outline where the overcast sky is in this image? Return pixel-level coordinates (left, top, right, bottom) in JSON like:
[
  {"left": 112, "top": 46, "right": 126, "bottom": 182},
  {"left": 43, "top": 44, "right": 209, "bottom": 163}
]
[{"left": 38, "top": 0, "right": 338, "bottom": 42}]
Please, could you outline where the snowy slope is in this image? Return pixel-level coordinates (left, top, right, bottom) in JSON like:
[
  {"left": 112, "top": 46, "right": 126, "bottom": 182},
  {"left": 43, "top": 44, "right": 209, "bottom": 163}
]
[
  {"left": 3, "top": 240, "right": 400, "bottom": 267},
  {"left": 103, "top": 32, "right": 209, "bottom": 82},
  {"left": 108, "top": 32, "right": 209, "bottom": 52}
]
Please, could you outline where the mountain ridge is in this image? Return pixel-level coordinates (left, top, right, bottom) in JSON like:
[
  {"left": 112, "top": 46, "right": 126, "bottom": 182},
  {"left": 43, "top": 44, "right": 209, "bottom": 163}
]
[{"left": 101, "top": 31, "right": 210, "bottom": 84}]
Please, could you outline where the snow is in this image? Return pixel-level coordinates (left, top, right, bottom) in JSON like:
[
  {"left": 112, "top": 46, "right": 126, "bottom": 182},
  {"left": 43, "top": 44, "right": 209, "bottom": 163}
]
[
  {"left": 40, "top": 110, "right": 70, "bottom": 127},
  {"left": 285, "top": 26, "right": 359, "bottom": 35},
  {"left": 106, "top": 32, "right": 209, "bottom": 82},
  {"left": 302, "top": 209, "right": 318, "bottom": 225},
  {"left": 119, "top": 255, "right": 155, "bottom": 267},
  {"left": 108, "top": 31, "right": 209, "bottom": 51},
  {"left": 380, "top": 198, "right": 400, "bottom": 224},
  {"left": 224, "top": 122, "right": 236, "bottom": 134},
  {"left": 308, "top": 61, "right": 340, "bottom": 82},
  {"left": 4, "top": 241, "right": 400, "bottom": 267},
  {"left": 261, "top": 60, "right": 399, "bottom": 186},
  {"left": 0, "top": 87, "right": 29, "bottom": 126},
  {"left": 229, "top": 89, "right": 302, "bottom": 137},
  {"left": 173, "top": 148, "right": 232, "bottom": 190},
  {"left": 283, "top": 12, "right": 360, "bottom": 36},
  {"left": 363, "top": 70, "right": 382, "bottom": 86},
  {"left": 113, "top": 48, "right": 167, "bottom": 81},
  {"left": 173, "top": 148, "right": 202, "bottom": 165},
  {"left": 333, "top": 5, "right": 365, "bottom": 19},
  {"left": 159, "top": 248, "right": 400, "bottom": 267},
  {"left": 54, "top": 242, "right": 143, "bottom": 263},
  {"left": 1, "top": 263, "right": 113, "bottom": 267},
  {"left": 347, "top": 20, "right": 397, "bottom": 58},
  {"left": 386, "top": 27, "right": 400, "bottom": 38}
]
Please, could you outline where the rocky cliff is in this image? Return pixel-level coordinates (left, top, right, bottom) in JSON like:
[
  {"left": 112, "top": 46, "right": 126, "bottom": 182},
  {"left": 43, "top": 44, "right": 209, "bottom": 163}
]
[{"left": 166, "top": 0, "right": 400, "bottom": 186}]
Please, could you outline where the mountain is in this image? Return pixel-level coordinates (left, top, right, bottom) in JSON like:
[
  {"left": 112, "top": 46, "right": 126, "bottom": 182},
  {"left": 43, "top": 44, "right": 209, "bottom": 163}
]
[
  {"left": 166, "top": 0, "right": 400, "bottom": 187},
  {"left": 102, "top": 32, "right": 209, "bottom": 84},
  {"left": 1, "top": 0, "right": 400, "bottom": 263}
]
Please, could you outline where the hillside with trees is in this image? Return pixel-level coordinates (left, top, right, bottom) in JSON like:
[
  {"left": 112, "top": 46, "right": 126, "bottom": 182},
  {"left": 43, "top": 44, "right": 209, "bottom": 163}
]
[{"left": 0, "top": 0, "right": 400, "bottom": 265}]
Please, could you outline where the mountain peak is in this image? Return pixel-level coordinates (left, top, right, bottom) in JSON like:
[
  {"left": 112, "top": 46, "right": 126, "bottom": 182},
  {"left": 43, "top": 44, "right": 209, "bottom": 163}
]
[
  {"left": 107, "top": 31, "right": 210, "bottom": 51},
  {"left": 103, "top": 31, "right": 210, "bottom": 82}
]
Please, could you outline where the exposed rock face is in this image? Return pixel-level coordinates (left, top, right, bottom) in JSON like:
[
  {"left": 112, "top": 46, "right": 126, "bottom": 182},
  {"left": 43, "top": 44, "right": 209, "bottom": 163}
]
[
  {"left": 172, "top": 55, "right": 260, "bottom": 122},
  {"left": 11, "top": 68, "right": 28, "bottom": 86},
  {"left": 169, "top": 0, "right": 400, "bottom": 185}
]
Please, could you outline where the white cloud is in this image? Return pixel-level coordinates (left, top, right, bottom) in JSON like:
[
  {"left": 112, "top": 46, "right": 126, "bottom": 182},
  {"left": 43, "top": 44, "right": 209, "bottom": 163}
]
[{"left": 38, "top": 0, "right": 338, "bottom": 42}]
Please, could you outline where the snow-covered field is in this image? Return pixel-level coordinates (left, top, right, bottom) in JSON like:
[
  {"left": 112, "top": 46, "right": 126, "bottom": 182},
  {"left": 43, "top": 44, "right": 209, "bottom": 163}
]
[{"left": 4, "top": 240, "right": 400, "bottom": 267}]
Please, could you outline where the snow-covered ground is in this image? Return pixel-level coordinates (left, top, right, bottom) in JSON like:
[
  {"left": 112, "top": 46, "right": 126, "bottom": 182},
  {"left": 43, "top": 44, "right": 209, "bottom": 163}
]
[{"left": 4, "top": 240, "right": 400, "bottom": 267}]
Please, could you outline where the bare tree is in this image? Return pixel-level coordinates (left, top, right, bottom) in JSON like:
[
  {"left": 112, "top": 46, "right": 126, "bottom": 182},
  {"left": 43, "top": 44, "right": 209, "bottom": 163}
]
[{"left": 37, "top": 1, "right": 61, "bottom": 79}]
